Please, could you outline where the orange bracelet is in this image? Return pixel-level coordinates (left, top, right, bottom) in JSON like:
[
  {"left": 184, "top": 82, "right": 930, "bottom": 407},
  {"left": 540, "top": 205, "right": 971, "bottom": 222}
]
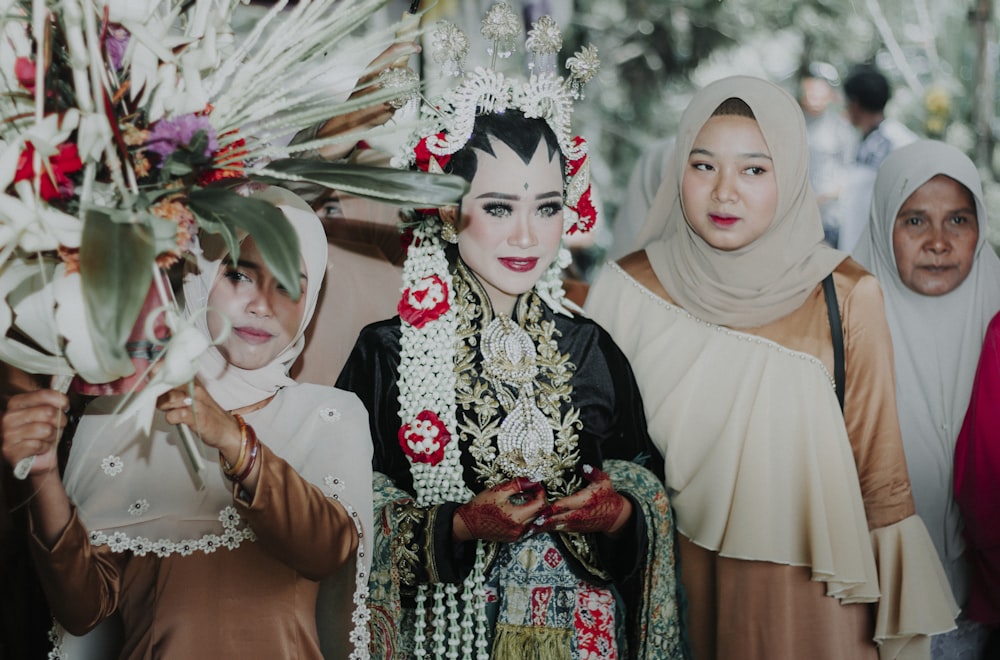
[{"left": 234, "top": 425, "right": 259, "bottom": 483}]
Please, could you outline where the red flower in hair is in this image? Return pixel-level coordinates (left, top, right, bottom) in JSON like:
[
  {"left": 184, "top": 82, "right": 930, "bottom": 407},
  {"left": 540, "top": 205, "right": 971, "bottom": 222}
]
[
  {"left": 398, "top": 274, "right": 450, "bottom": 328},
  {"left": 398, "top": 410, "right": 451, "bottom": 465},
  {"left": 414, "top": 134, "right": 451, "bottom": 173},
  {"left": 15, "top": 141, "right": 83, "bottom": 201},
  {"left": 564, "top": 136, "right": 597, "bottom": 234},
  {"left": 568, "top": 187, "right": 597, "bottom": 234},
  {"left": 566, "top": 136, "right": 587, "bottom": 177}
]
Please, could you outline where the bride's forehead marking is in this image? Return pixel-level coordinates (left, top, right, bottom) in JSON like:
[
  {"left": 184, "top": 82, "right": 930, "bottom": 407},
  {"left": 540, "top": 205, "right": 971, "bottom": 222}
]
[{"left": 523, "top": 182, "right": 530, "bottom": 190}]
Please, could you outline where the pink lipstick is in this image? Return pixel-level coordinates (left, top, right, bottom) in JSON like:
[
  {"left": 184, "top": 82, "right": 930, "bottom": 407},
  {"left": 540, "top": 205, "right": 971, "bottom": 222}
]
[{"left": 499, "top": 257, "right": 539, "bottom": 272}]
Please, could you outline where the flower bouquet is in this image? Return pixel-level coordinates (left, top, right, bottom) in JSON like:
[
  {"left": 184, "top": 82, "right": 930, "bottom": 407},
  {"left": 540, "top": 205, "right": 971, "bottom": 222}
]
[{"left": 0, "top": 0, "right": 465, "bottom": 417}]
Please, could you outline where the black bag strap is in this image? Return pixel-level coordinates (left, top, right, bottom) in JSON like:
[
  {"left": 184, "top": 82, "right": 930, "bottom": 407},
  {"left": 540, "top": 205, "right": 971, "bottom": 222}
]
[{"left": 822, "top": 273, "right": 845, "bottom": 411}]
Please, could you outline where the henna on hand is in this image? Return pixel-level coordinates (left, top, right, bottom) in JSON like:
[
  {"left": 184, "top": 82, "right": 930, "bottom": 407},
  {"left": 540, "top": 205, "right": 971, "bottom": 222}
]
[
  {"left": 533, "top": 465, "right": 633, "bottom": 536},
  {"left": 453, "top": 477, "right": 546, "bottom": 543}
]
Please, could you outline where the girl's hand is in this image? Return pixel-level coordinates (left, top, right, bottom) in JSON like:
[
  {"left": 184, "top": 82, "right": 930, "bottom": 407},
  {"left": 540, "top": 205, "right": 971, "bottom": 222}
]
[
  {"left": 1, "top": 389, "right": 69, "bottom": 478},
  {"left": 532, "top": 466, "right": 633, "bottom": 537},
  {"left": 453, "top": 477, "right": 548, "bottom": 543},
  {"left": 156, "top": 382, "right": 242, "bottom": 465}
]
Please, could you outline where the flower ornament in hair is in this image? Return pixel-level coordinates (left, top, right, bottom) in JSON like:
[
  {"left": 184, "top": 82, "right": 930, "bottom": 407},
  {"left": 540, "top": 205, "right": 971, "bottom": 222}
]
[{"left": 480, "top": 2, "right": 520, "bottom": 60}]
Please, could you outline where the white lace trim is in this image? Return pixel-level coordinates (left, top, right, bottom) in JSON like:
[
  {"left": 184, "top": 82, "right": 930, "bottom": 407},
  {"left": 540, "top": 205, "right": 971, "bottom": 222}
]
[
  {"left": 85, "top": 504, "right": 256, "bottom": 557},
  {"left": 326, "top": 480, "right": 371, "bottom": 660}
]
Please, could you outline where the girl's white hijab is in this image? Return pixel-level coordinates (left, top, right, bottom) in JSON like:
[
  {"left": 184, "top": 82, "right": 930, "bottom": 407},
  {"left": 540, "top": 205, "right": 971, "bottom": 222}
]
[
  {"left": 854, "top": 139, "right": 1000, "bottom": 604},
  {"left": 184, "top": 187, "right": 328, "bottom": 411}
]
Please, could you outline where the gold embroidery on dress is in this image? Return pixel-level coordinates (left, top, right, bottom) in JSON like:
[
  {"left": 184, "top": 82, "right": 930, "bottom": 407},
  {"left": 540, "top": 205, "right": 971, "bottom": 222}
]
[
  {"left": 390, "top": 501, "right": 423, "bottom": 589},
  {"left": 452, "top": 262, "right": 583, "bottom": 499}
]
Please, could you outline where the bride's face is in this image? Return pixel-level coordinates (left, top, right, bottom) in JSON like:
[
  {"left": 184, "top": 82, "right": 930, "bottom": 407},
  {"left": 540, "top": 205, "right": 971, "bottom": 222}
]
[{"left": 450, "top": 137, "right": 564, "bottom": 316}]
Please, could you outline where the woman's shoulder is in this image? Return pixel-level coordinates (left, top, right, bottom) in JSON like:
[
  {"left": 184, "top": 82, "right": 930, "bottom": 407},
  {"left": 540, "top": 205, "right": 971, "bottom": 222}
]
[
  {"left": 350, "top": 316, "right": 403, "bottom": 350},
  {"left": 832, "top": 256, "right": 886, "bottom": 306}
]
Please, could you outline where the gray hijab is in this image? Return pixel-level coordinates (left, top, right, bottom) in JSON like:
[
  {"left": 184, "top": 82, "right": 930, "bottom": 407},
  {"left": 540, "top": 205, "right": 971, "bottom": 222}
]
[{"left": 854, "top": 139, "right": 1000, "bottom": 605}]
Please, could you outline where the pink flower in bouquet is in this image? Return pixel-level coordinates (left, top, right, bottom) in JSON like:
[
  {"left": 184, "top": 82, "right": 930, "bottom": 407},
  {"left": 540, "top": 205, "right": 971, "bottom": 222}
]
[
  {"left": 145, "top": 113, "right": 218, "bottom": 166},
  {"left": 14, "top": 56, "right": 36, "bottom": 93},
  {"left": 398, "top": 410, "right": 451, "bottom": 466},
  {"left": 14, "top": 141, "right": 84, "bottom": 201},
  {"left": 398, "top": 274, "right": 450, "bottom": 328}
]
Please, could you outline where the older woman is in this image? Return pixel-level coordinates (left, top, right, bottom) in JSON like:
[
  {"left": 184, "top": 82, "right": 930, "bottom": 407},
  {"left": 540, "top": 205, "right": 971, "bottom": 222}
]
[{"left": 854, "top": 139, "right": 1000, "bottom": 658}]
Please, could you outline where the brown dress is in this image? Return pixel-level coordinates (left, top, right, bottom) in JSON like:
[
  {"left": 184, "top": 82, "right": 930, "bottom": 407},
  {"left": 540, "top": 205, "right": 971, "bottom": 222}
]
[
  {"left": 586, "top": 252, "right": 957, "bottom": 660},
  {"left": 29, "top": 446, "right": 358, "bottom": 660}
]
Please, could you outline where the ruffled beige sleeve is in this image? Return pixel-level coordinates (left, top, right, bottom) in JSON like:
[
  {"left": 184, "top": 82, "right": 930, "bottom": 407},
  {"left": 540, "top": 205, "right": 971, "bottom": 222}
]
[
  {"left": 870, "top": 517, "right": 958, "bottom": 659},
  {"left": 839, "top": 265, "right": 958, "bottom": 655}
]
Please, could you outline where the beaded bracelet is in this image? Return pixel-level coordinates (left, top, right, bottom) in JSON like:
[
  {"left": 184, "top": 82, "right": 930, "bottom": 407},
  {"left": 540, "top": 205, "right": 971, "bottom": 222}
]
[{"left": 221, "top": 414, "right": 250, "bottom": 480}]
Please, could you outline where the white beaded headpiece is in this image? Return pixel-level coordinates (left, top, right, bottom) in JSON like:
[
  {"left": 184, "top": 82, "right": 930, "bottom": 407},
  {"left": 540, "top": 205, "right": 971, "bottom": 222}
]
[{"left": 399, "top": 1, "right": 600, "bottom": 235}]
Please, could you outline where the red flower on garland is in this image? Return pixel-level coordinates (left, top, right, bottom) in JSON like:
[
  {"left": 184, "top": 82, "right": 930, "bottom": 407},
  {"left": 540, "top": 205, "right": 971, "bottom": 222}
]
[
  {"left": 398, "top": 410, "right": 451, "bottom": 466},
  {"left": 398, "top": 274, "right": 449, "bottom": 328},
  {"left": 14, "top": 141, "right": 83, "bottom": 201}
]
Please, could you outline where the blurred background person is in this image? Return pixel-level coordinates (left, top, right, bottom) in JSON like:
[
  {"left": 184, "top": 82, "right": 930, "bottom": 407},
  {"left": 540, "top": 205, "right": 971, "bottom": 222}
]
[
  {"left": 800, "top": 62, "right": 857, "bottom": 247},
  {"left": 838, "top": 63, "right": 916, "bottom": 253}
]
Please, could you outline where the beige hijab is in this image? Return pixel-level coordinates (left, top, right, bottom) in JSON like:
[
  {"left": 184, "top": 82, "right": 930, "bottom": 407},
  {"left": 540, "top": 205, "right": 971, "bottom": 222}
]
[
  {"left": 636, "top": 76, "right": 845, "bottom": 327},
  {"left": 853, "top": 140, "right": 1000, "bottom": 605}
]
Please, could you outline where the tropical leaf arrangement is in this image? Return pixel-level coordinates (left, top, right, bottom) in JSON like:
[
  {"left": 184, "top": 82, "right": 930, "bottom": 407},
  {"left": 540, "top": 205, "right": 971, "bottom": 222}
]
[{"left": 0, "top": 0, "right": 466, "bottom": 394}]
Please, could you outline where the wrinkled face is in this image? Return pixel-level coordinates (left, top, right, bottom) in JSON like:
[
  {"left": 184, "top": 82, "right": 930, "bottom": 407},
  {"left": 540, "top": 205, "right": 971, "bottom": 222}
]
[
  {"left": 892, "top": 174, "right": 979, "bottom": 296},
  {"left": 681, "top": 114, "right": 779, "bottom": 252},
  {"left": 207, "top": 237, "right": 307, "bottom": 370},
  {"left": 451, "top": 137, "right": 564, "bottom": 316}
]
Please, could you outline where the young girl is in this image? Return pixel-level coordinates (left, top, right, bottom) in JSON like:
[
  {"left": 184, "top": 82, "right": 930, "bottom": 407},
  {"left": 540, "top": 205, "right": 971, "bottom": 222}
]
[
  {"left": 854, "top": 140, "right": 1000, "bottom": 657},
  {"left": 1, "top": 188, "right": 373, "bottom": 659},
  {"left": 586, "top": 76, "right": 956, "bottom": 659},
  {"left": 336, "top": 29, "right": 684, "bottom": 656}
]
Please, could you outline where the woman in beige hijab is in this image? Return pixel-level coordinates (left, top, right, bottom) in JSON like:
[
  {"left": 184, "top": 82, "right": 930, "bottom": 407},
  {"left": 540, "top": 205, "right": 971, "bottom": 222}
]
[{"left": 587, "top": 76, "right": 957, "bottom": 659}]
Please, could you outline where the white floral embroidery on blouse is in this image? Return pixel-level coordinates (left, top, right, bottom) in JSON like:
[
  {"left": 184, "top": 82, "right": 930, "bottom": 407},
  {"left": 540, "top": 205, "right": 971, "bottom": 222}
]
[
  {"left": 319, "top": 407, "right": 341, "bottom": 422},
  {"left": 101, "top": 455, "right": 124, "bottom": 476},
  {"left": 324, "top": 475, "right": 347, "bottom": 496},
  {"left": 128, "top": 499, "right": 150, "bottom": 517},
  {"left": 86, "top": 505, "right": 257, "bottom": 557}
]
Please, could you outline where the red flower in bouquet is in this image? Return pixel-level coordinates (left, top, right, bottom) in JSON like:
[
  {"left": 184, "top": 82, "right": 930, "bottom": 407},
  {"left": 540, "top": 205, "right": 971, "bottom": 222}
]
[
  {"left": 14, "top": 141, "right": 83, "bottom": 201},
  {"left": 398, "top": 274, "right": 449, "bottom": 328},
  {"left": 398, "top": 410, "right": 451, "bottom": 466}
]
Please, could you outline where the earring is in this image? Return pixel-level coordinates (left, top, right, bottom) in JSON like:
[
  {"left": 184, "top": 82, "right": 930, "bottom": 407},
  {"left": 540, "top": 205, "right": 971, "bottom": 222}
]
[{"left": 441, "top": 222, "right": 458, "bottom": 244}]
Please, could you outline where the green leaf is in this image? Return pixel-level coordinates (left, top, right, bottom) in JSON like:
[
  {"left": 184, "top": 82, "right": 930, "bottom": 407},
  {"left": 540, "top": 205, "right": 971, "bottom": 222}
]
[
  {"left": 251, "top": 160, "right": 468, "bottom": 208},
  {"left": 79, "top": 208, "right": 156, "bottom": 365},
  {"left": 187, "top": 188, "right": 302, "bottom": 300}
]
